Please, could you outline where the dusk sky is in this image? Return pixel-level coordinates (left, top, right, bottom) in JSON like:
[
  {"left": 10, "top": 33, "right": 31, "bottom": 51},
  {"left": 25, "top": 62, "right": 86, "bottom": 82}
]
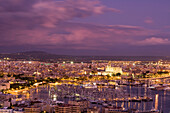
[{"left": 0, "top": 0, "right": 170, "bottom": 56}]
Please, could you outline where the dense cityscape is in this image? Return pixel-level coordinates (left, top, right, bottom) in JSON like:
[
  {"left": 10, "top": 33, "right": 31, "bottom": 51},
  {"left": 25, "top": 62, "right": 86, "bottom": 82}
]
[{"left": 0, "top": 56, "right": 170, "bottom": 113}]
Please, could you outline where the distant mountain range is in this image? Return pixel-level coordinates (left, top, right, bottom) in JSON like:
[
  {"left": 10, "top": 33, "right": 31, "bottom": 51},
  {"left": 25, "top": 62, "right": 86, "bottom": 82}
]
[
  {"left": 0, "top": 51, "right": 69, "bottom": 62},
  {"left": 0, "top": 51, "right": 170, "bottom": 62}
]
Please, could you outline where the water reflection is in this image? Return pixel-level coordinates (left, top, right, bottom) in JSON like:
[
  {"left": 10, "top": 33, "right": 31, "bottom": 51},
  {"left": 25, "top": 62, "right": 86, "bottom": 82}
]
[{"left": 28, "top": 85, "right": 170, "bottom": 112}]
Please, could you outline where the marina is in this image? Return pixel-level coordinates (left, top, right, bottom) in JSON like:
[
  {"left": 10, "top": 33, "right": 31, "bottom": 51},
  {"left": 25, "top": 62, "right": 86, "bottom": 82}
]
[{"left": 23, "top": 81, "right": 170, "bottom": 113}]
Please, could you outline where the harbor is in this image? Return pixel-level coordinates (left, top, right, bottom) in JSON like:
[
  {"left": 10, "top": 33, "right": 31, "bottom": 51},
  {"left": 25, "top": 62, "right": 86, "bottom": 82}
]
[{"left": 24, "top": 80, "right": 170, "bottom": 113}]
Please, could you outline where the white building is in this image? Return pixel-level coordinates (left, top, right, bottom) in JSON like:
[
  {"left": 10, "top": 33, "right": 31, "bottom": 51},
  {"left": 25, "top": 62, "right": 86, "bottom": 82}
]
[
  {"left": 105, "top": 65, "right": 123, "bottom": 74},
  {"left": 98, "top": 65, "right": 123, "bottom": 76}
]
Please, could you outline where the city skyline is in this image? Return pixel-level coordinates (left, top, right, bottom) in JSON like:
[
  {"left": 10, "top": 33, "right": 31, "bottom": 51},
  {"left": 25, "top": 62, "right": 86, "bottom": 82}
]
[{"left": 0, "top": 0, "right": 170, "bottom": 56}]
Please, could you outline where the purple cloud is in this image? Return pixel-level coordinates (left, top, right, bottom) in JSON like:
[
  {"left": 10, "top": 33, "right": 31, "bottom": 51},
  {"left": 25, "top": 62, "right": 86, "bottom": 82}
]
[
  {"left": 132, "top": 37, "right": 170, "bottom": 46},
  {"left": 0, "top": 0, "right": 120, "bottom": 27},
  {"left": 32, "top": 0, "right": 120, "bottom": 27},
  {"left": 0, "top": 21, "right": 160, "bottom": 50},
  {"left": 0, "top": 0, "right": 170, "bottom": 55},
  {"left": 144, "top": 17, "right": 154, "bottom": 24}
]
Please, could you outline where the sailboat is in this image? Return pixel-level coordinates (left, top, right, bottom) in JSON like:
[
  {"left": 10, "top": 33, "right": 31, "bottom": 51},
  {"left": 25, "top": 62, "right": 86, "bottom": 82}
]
[{"left": 134, "top": 94, "right": 159, "bottom": 113}]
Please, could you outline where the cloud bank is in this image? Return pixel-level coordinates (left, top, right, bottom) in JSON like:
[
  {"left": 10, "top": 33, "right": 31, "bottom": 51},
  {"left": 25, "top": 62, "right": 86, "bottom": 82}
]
[{"left": 0, "top": 0, "right": 170, "bottom": 55}]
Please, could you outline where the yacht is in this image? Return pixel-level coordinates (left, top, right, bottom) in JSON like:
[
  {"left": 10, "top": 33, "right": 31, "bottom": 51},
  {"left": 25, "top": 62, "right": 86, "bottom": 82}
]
[
  {"left": 163, "top": 86, "right": 170, "bottom": 91},
  {"left": 134, "top": 109, "right": 159, "bottom": 113},
  {"left": 83, "top": 84, "right": 97, "bottom": 88}
]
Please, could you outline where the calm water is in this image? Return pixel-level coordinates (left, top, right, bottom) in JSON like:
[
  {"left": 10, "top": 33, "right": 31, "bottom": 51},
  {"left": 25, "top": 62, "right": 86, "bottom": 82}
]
[
  {"left": 31, "top": 85, "right": 170, "bottom": 113},
  {"left": 126, "top": 86, "right": 170, "bottom": 113}
]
